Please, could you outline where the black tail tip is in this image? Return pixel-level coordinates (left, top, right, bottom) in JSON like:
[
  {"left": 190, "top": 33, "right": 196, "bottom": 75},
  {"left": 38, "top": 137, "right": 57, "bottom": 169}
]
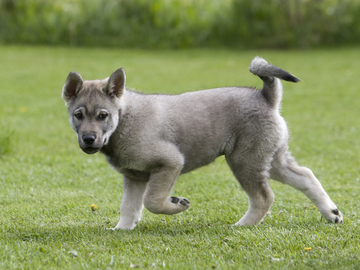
[{"left": 282, "top": 72, "right": 300, "bottom": 83}]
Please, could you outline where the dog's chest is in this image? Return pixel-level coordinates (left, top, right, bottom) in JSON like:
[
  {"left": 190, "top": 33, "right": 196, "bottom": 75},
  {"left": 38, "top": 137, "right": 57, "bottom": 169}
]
[{"left": 100, "top": 135, "right": 147, "bottom": 173}]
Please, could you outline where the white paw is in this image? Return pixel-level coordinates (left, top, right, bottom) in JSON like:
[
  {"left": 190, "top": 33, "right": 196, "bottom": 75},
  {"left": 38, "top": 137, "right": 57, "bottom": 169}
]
[
  {"left": 170, "top": 196, "right": 190, "bottom": 210},
  {"left": 113, "top": 219, "right": 138, "bottom": 230},
  {"left": 324, "top": 208, "right": 343, "bottom": 224}
]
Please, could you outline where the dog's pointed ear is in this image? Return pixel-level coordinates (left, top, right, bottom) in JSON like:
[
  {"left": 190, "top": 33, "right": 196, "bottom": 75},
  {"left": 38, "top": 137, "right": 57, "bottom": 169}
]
[
  {"left": 62, "top": 71, "right": 83, "bottom": 102},
  {"left": 104, "top": 68, "right": 126, "bottom": 98}
]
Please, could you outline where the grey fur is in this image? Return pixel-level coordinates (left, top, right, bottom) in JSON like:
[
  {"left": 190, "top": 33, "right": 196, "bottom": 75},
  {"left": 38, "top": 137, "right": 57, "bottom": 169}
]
[{"left": 62, "top": 57, "right": 343, "bottom": 230}]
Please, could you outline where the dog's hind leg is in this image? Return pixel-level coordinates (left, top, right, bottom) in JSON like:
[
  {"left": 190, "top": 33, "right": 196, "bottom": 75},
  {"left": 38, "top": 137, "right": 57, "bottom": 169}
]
[
  {"left": 270, "top": 147, "right": 343, "bottom": 223},
  {"left": 114, "top": 176, "right": 147, "bottom": 230},
  {"left": 227, "top": 155, "right": 275, "bottom": 226}
]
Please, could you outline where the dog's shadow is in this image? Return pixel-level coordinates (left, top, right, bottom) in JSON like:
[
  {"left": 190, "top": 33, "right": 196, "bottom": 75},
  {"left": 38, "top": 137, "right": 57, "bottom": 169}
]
[{"left": 9, "top": 214, "right": 329, "bottom": 246}]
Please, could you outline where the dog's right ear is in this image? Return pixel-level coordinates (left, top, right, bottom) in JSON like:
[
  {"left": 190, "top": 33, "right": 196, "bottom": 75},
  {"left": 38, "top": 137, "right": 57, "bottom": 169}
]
[
  {"left": 62, "top": 71, "right": 84, "bottom": 103},
  {"left": 104, "top": 68, "right": 126, "bottom": 99}
]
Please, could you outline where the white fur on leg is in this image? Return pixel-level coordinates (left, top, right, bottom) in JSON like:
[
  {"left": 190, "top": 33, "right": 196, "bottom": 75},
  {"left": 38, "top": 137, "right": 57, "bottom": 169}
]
[
  {"left": 270, "top": 150, "right": 343, "bottom": 223},
  {"left": 235, "top": 188, "right": 275, "bottom": 226},
  {"left": 113, "top": 177, "right": 147, "bottom": 230}
]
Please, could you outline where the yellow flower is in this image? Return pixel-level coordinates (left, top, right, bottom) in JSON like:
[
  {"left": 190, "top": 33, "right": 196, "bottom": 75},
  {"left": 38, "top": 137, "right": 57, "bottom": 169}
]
[
  {"left": 20, "top": 106, "right": 27, "bottom": 113},
  {"left": 91, "top": 204, "right": 97, "bottom": 211},
  {"left": 304, "top": 247, "right": 311, "bottom": 251}
]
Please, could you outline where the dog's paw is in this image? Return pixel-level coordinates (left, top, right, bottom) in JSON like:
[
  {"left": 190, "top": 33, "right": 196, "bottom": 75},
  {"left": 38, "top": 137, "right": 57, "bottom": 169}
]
[
  {"left": 112, "top": 219, "right": 139, "bottom": 230},
  {"left": 112, "top": 225, "right": 136, "bottom": 230},
  {"left": 170, "top": 196, "right": 190, "bottom": 210},
  {"left": 323, "top": 208, "right": 343, "bottom": 224},
  {"left": 330, "top": 208, "right": 343, "bottom": 224}
]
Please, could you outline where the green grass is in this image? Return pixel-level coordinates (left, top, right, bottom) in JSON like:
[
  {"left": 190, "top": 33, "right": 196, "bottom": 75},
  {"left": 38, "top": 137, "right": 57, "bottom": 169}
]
[{"left": 0, "top": 46, "right": 360, "bottom": 269}]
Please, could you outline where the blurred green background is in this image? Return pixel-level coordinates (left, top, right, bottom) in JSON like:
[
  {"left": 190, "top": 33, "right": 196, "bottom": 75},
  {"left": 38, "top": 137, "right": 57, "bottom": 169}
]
[{"left": 1, "top": 0, "right": 360, "bottom": 49}]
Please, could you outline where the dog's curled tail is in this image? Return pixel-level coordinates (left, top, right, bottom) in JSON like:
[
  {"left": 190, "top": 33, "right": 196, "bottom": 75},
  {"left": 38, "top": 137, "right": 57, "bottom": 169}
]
[{"left": 250, "top": 57, "right": 300, "bottom": 108}]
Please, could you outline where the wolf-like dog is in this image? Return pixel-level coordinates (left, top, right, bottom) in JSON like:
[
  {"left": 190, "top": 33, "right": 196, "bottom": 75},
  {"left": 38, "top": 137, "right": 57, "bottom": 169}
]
[{"left": 62, "top": 57, "right": 343, "bottom": 229}]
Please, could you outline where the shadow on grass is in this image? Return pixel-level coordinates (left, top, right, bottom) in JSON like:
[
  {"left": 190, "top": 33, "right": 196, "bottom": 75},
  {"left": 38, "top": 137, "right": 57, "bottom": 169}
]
[
  {"left": 0, "top": 128, "right": 15, "bottom": 157},
  {"left": 6, "top": 216, "right": 337, "bottom": 245}
]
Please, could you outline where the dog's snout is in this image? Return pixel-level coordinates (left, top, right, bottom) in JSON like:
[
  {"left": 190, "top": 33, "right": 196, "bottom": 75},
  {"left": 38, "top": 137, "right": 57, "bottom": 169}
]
[{"left": 83, "top": 135, "right": 96, "bottom": 145}]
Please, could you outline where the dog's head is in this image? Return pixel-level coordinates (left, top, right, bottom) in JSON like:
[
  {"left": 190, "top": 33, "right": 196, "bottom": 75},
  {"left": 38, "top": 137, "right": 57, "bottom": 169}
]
[{"left": 62, "top": 68, "right": 125, "bottom": 154}]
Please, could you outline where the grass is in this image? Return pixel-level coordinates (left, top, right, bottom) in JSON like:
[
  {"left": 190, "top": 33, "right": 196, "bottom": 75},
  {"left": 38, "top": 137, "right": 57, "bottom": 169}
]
[{"left": 0, "top": 45, "right": 360, "bottom": 269}]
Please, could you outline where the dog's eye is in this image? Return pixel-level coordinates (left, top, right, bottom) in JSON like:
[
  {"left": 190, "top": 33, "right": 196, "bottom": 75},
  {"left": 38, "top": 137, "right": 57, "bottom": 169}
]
[
  {"left": 98, "top": 112, "right": 108, "bottom": 120},
  {"left": 74, "top": 112, "right": 83, "bottom": 120}
]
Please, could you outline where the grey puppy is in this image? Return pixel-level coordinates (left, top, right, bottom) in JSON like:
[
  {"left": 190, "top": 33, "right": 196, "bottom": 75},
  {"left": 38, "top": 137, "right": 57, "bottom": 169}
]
[{"left": 62, "top": 57, "right": 343, "bottom": 229}]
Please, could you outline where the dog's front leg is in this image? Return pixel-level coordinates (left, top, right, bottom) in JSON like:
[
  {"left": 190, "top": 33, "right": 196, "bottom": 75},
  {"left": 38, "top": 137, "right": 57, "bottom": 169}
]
[
  {"left": 143, "top": 165, "right": 190, "bottom": 215},
  {"left": 114, "top": 176, "right": 147, "bottom": 230}
]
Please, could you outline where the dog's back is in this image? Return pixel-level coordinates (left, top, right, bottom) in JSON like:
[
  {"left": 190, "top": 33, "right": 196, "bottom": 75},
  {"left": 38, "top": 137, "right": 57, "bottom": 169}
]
[{"left": 104, "top": 58, "right": 299, "bottom": 174}]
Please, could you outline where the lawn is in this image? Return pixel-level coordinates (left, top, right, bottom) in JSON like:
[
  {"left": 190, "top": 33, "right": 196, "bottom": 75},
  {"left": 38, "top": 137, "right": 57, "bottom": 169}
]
[{"left": 0, "top": 46, "right": 359, "bottom": 269}]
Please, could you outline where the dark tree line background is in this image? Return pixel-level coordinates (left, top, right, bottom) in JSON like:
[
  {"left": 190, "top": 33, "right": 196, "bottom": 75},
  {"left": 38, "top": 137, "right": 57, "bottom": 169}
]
[{"left": 1, "top": 0, "right": 359, "bottom": 49}]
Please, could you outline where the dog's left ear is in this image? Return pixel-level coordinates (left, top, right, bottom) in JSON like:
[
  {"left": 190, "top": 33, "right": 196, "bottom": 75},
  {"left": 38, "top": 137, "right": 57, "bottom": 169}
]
[{"left": 104, "top": 68, "right": 126, "bottom": 98}]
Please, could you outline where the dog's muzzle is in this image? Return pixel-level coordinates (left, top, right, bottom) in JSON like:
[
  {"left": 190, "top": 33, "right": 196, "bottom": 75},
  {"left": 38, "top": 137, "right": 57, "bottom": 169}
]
[{"left": 80, "top": 134, "right": 103, "bottom": 154}]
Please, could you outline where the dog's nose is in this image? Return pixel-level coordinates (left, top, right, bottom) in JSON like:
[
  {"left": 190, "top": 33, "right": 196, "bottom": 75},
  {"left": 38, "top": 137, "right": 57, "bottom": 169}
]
[{"left": 83, "top": 135, "right": 96, "bottom": 145}]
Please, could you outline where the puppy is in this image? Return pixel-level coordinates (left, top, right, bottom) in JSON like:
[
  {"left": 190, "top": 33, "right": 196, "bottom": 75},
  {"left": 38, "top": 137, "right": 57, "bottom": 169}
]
[{"left": 62, "top": 57, "right": 343, "bottom": 229}]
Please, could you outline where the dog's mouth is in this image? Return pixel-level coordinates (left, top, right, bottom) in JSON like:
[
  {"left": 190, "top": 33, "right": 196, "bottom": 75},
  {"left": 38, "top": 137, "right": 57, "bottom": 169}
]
[{"left": 82, "top": 147, "right": 101, "bottom": 154}]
